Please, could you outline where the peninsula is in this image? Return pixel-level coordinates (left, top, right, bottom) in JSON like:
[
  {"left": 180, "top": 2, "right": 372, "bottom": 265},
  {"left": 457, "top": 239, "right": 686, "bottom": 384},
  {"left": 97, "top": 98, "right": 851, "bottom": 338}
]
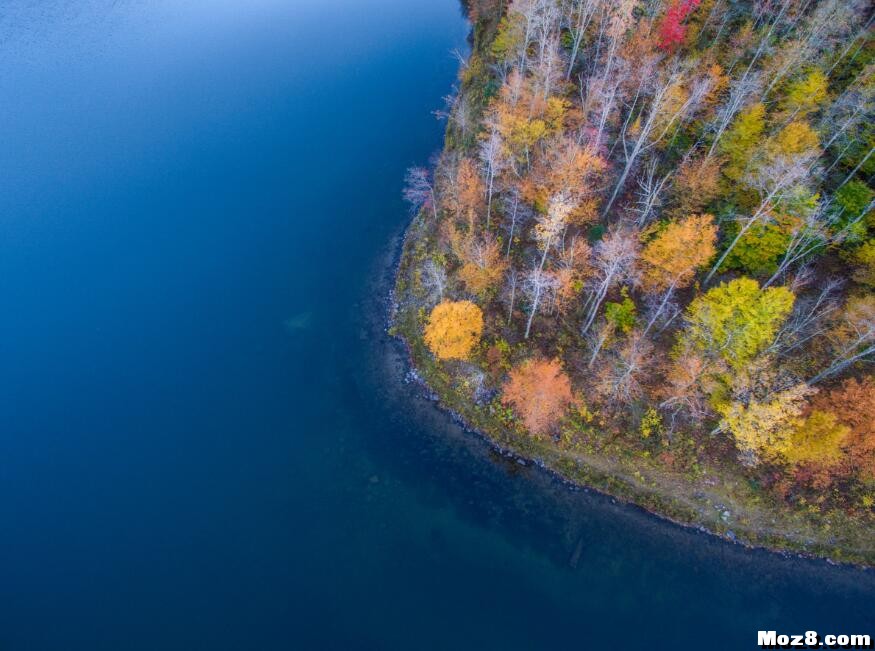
[{"left": 394, "top": 0, "right": 875, "bottom": 564}]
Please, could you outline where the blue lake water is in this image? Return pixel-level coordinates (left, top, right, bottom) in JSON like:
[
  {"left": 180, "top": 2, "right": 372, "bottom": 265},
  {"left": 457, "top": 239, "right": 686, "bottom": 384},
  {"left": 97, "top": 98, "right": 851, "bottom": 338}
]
[{"left": 0, "top": 1, "right": 872, "bottom": 649}]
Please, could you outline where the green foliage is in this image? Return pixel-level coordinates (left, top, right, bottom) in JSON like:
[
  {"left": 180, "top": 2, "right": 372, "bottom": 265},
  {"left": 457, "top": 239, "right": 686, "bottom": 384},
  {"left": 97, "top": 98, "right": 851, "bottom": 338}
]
[
  {"left": 851, "top": 238, "right": 875, "bottom": 287},
  {"left": 639, "top": 408, "right": 662, "bottom": 440},
  {"left": 682, "top": 278, "right": 795, "bottom": 368},
  {"left": 605, "top": 289, "right": 637, "bottom": 334},
  {"left": 841, "top": 131, "right": 875, "bottom": 178},
  {"left": 490, "top": 14, "right": 523, "bottom": 62},
  {"left": 774, "top": 186, "right": 819, "bottom": 219},
  {"left": 720, "top": 103, "right": 765, "bottom": 183},
  {"left": 779, "top": 69, "right": 828, "bottom": 118},
  {"left": 721, "top": 220, "right": 792, "bottom": 276},
  {"left": 834, "top": 180, "right": 874, "bottom": 234}
]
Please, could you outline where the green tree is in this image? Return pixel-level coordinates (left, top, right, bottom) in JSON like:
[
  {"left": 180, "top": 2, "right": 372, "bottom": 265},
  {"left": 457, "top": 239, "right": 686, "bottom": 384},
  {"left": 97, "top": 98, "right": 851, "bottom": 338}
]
[
  {"left": 719, "top": 102, "right": 765, "bottom": 184},
  {"left": 834, "top": 180, "right": 874, "bottom": 238},
  {"left": 779, "top": 69, "right": 828, "bottom": 119},
  {"left": 681, "top": 277, "right": 795, "bottom": 368},
  {"left": 720, "top": 218, "right": 794, "bottom": 276},
  {"left": 605, "top": 292, "right": 637, "bottom": 334}
]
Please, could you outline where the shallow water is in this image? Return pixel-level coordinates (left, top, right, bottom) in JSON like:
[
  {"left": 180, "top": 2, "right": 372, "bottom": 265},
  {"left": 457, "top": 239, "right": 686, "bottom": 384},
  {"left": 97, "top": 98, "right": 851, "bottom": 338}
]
[{"left": 0, "top": 1, "right": 872, "bottom": 649}]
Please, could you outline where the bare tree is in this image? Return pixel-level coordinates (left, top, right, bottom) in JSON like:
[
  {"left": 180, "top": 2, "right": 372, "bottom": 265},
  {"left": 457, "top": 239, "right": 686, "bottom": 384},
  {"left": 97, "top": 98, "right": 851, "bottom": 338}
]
[
  {"left": 594, "top": 332, "right": 653, "bottom": 405},
  {"left": 817, "top": 73, "right": 874, "bottom": 160},
  {"left": 563, "top": 0, "right": 600, "bottom": 80},
  {"left": 478, "top": 127, "right": 508, "bottom": 228},
  {"left": 420, "top": 259, "right": 447, "bottom": 305},
  {"left": 501, "top": 188, "right": 533, "bottom": 259},
  {"left": 403, "top": 167, "right": 438, "bottom": 221},
  {"left": 704, "top": 152, "right": 818, "bottom": 284},
  {"left": 809, "top": 296, "right": 875, "bottom": 385},
  {"left": 534, "top": 193, "right": 575, "bottom": 273},
  {"left": 768, "top": 275, "right": 843, "bottom": 357},
  {"left": 580, "top": 228, "right": 639, "bottom": 337},
  {"left": 706, "top": 72, "right": 762, "bottom": 157},
  {"left": 765, "top": 199, "right": 875, "bottom": 287},
  {"left": 602, "top": 67, "right": 711, "bottom": 218},
  {"left": 505, "top": 267, "right": 520, "bottom": 326},
  {"left": 523, "top": 263, "right": 559, "bottom": 338},
  {"left": 632, "top": 159, "right": 672, "bottom": 227}
]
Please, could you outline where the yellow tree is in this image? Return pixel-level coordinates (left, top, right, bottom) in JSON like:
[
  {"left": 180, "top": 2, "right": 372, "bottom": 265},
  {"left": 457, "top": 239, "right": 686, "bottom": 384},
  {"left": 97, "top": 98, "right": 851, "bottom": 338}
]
[
  {"left": 641, "top": 214, "right": 717, "bottom": 334},
  {"left": 424, "top": 300, "right": 484, "bottom": 361},
  {"left": 778, "top": 69, "right": 828, "bottom": 121},
  {"left": 719, "top": 102, "right": 765, "bottom": 184},
  {"left": 783, "top": 410, "right": 850, "bottom": 467},
  {"left": 681, "top": 277, "right": 795, "bottom": 370},
  {"left": 717, "top": 383, "right": 813, "bottom": 465}
]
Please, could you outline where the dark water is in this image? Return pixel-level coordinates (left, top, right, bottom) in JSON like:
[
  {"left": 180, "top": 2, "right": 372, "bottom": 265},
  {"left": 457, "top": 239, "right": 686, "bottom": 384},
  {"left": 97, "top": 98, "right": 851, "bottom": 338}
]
[{"left": 0, "top": 1, "right": 872, "bottom": 649}]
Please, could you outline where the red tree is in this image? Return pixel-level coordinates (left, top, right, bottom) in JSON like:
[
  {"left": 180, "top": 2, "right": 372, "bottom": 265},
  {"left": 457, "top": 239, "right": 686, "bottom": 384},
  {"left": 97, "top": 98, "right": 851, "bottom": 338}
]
[{"left": 657, "top": 0, "right": 702, "bottom": 52}]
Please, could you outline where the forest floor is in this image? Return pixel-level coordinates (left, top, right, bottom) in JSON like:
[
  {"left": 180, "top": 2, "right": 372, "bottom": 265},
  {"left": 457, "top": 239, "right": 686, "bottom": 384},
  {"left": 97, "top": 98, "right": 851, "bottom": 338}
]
[{"left": 391, "top": 210, "right": 875, "bottom": 568}]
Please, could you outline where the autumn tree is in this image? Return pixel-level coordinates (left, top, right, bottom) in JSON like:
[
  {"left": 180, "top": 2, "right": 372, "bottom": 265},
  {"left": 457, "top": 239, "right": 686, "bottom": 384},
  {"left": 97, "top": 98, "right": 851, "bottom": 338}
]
[
  {"left": 809, "top": 376, "right": 875, "bottom": 482},
  {"left": 658, "top": 347, "right": 712, "bottom": 427},
  {"left": 657, "top": 0, "right": 702, "bottom": 52},
  {"left": 717, "top": 383, "right": 813, "bottom": 465},
  {"left": 640, "top": 214, "right": 717, "bottom": 334},
  {"left": 681, "top": 277, "right": 795, "bottom": 369},
  {"left": 454, "top": 158, "right": 484, "bottom": 231},
  {"left": 403, "top": 166, "right": 437, "bottom": 221},
  {"left": 502, "top": 358, "right": 575, "bottom": 435},
  {"left": 783, "top": 410, "right": 850, "bottom": 468},
  {"left": 424, "top": 300, "right": 484, "bottom": 361},
  {"left": 669, "top": 155, "right": 721, "bottom": 219},
  {"left": 458, "top": 235, "right": 507, "bottom": 297}
]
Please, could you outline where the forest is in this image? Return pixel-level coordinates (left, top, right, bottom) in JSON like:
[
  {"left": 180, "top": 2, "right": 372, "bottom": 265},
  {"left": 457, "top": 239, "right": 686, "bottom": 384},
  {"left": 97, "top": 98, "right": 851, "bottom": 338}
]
[{"left": 395, "top": 0, "right": 875, "bottom": 560}]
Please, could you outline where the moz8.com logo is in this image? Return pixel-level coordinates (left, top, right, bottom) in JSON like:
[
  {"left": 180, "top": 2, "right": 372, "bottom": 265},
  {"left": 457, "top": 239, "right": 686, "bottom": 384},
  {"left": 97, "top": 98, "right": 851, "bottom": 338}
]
[{"left": 758, "top": 631, "right": 872, "bottom": 649}]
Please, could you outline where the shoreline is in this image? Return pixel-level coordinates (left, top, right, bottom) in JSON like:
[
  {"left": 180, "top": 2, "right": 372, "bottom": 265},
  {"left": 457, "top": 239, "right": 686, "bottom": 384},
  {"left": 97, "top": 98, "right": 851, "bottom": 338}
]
[{"left": 388, "top": 211, "right": 874, "bottom": 569}]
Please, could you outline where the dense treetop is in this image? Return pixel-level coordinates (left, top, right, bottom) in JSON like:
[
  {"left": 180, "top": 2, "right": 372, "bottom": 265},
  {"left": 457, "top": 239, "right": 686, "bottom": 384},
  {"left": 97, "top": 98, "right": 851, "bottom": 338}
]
[{"left": 407, "top": 0, "right": 874, "bottom": 515}]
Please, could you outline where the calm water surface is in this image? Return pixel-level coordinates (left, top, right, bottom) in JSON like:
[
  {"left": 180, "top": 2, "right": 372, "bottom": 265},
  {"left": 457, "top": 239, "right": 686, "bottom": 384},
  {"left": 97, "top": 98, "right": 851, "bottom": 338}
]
[{"left": 0, "top": 1, "right": 872, "bottom": 649}]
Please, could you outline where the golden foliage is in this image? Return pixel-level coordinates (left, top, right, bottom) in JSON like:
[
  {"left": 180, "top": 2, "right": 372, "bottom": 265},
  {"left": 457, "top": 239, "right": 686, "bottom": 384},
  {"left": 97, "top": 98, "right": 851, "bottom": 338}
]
[
  {"left": 783, "top": 410, "right": 850, "bottom": 467},
  {"left": 456, "top": 158, "right": 484, "bottom": 230},
  {"left": 457, "top": 235, "right": 507, "bottom": 297},
  {"left": 717, "top": 383, "right": 813, "bottom": 464},
  {"left": 641, "top": 214, "right": 717, "bottom": 291},
  {"left": 766, "top": 120, "right": 820, "bottom": 159},
  {"left": 424, "top": 300, "right": 484, "bottom": 361},
  {"left": 670, "top": 156, "right": 722, "bottom": 218}
]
